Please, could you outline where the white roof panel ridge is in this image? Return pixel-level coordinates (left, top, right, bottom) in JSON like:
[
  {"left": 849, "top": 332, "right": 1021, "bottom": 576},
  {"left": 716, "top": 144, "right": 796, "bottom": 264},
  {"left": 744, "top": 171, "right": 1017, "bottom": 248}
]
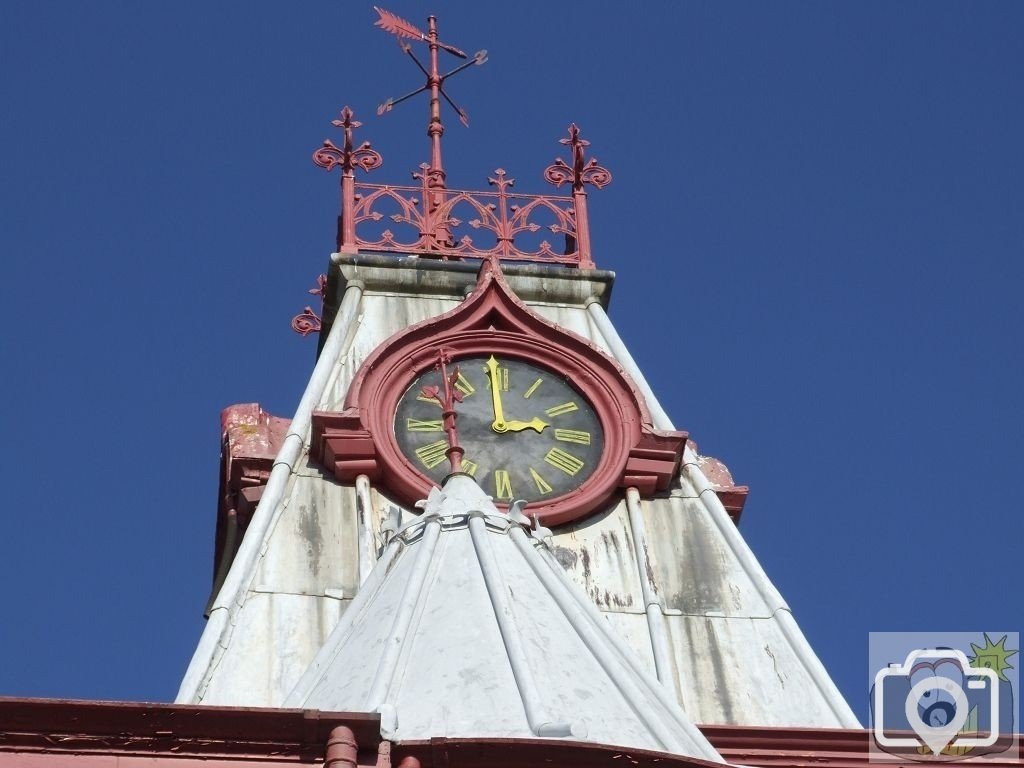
[{"left": 285, "top": 472, "right": 725, "bottom": 762}]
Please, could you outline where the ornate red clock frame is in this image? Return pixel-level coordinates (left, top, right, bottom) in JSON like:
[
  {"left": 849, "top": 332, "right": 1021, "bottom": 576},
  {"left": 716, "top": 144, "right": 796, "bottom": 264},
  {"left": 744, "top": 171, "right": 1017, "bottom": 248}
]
[{"left": 310, "top": 260, "right": 688, "bottom": 526}]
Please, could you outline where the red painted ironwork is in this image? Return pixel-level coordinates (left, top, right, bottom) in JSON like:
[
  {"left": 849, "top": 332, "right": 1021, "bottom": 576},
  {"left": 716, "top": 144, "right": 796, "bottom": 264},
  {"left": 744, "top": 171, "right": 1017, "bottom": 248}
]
[
  {"left": 311, "top": 258, "right": 686, "bottom": 526},
  {"left": 291, "top": 307, "right": 322, "bottom": 337},
  {"left": 373, "top": 9, "right": 486, "bottom": 250},
  {"left": 543, "top": 124, "right": 612, "bottom": 269},
  {"left": 417, "top": 349, "right": 465, "bottom": 474},
  {"left": 291, "top": 274, "right": 328, "bottom": 337},
  {"left": 313, "top": 108, "right": 384, "bottom": 253},
  {"left": 309, "top": 273, "right": 328, "bottom": 298},
  {"left": 312, "top": 10, "right": 608, "bottom": 266},
  {"left": 313, "top": 124, "right": 610, "bottom": 265}
]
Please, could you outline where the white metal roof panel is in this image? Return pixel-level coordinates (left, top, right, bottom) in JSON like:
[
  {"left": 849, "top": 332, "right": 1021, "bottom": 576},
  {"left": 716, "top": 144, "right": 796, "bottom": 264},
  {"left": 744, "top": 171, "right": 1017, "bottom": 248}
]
[{"left": 178, "top": 256, "right": 859, "bottom": 732}]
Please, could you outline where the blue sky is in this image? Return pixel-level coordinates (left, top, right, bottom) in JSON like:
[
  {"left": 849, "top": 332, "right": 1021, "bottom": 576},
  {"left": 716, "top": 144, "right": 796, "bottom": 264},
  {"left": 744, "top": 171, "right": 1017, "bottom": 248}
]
[{"left": 1, "top": 1, "right": 1021, "bottom": 721}]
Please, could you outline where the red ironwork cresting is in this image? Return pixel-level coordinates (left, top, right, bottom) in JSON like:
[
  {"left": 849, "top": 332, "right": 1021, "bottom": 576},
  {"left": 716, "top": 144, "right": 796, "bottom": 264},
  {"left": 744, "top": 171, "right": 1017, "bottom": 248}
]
[{"left": 312, "top": 110, "right": 611, "bottom": 268}]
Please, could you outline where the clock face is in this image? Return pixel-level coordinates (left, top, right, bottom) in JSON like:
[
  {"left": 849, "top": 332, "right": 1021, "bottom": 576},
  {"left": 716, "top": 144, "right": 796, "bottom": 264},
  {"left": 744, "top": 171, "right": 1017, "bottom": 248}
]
[{"left": 394, "top": 355, "right": 605, "bottom": 503}]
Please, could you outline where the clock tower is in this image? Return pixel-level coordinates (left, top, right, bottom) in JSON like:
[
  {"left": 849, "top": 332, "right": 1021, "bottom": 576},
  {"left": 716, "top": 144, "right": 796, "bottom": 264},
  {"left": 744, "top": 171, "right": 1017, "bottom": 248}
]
[{"left": 180, "top": 4, "right": 857, "bottom": 760}]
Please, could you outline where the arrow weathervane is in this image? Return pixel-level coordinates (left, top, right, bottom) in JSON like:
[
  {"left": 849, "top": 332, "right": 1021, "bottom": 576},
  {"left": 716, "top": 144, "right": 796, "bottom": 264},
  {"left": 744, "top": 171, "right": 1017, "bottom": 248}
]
[{"left": 373, "top": 7, "right": 487, "bottom": 193}]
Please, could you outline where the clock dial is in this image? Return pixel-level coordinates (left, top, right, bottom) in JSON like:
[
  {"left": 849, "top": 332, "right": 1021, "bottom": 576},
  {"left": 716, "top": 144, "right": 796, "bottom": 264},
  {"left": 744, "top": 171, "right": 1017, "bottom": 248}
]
[{"left": 394, "top": 356, "right": 604, "bottom": 503}]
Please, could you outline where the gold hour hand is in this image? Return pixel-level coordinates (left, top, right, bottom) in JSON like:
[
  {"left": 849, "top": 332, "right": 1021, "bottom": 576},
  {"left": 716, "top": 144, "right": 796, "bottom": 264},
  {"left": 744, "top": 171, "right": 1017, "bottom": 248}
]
[
  {"left": 485, "top": 355, "right": 507, "bottom": 432},
  {"left": 504, "top": 417, "right": 549, "bottom": 434}
]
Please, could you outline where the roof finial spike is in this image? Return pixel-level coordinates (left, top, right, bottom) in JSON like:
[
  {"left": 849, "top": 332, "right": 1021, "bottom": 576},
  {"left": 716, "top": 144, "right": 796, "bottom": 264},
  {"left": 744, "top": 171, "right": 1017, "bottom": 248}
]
[
  {"left": 373, "top": 7, "right": 487, "bottom": 195},
  {"left": 418, "top": 348, "right": 465, "bottom": 475}
]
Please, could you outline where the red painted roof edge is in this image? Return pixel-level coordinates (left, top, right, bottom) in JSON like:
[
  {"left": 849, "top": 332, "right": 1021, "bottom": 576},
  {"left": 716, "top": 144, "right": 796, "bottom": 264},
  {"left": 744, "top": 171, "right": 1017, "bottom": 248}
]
[
  {"left": 0, "top": 699, "right": 1019, "bottom": 768},
  {"left": 0, "top": 697, "right": 380, "bottom": 758}
]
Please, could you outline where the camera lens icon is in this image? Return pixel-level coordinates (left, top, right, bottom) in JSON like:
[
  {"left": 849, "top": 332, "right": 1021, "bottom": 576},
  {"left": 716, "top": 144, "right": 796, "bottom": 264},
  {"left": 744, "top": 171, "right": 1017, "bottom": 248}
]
[
  {"left": 905, "top": 676, "right": 970, "bottom": 754},
  {"left": 873, "top": 648, "right": 1000, "bottom": 757}
]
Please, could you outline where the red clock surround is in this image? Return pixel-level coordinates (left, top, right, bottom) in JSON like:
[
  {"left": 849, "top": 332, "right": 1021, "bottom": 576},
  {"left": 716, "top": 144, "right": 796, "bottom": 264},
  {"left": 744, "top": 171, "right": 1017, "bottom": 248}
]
[{"left": 311, "top": 260, "right": 688, "bottom": 526}]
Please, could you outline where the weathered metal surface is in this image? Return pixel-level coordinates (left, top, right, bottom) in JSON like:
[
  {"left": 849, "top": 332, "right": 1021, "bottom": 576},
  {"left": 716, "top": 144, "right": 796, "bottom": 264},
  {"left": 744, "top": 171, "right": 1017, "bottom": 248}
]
[
  {"left": 198, "top": 590, "right": 348, "bottom": 707},
  {"left": 287, "top": 475, "right": 723, "bottom": 761},
  {"left": 548, "top": 499, "right": 644, "bottom": 613},
  {"left": 253, "top": 467, "right": 360, "bottom": 597},
  {"left": 643, "top": 493, "right": 772, "bottom": 617},
  {"left": 184, "top": 258, "right": 854, "bottom": 731}
]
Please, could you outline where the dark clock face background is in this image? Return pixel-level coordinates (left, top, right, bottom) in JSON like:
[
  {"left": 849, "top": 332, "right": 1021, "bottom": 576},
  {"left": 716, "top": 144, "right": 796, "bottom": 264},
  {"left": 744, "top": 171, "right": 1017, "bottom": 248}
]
[{"left": 394, "top": 356, "right": 604, "bottom": 503}]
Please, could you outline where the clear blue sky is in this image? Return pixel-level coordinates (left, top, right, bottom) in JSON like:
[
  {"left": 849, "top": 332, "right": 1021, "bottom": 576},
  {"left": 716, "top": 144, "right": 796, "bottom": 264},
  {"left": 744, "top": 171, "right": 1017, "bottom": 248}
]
[{"left": 1, "top": 1, "right": 1020, "bottom": 721}]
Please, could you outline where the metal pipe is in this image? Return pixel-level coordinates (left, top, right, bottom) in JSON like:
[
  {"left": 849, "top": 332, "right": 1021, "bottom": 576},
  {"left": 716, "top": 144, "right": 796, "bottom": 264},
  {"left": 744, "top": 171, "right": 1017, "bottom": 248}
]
[
  {"left": 526, "top": 536, "right": 724, "bottom": 760},
  {"left": 325, "top": 726, "right": 358, "bottom": 768},
  {"left": 355, "top": 475, "right": 376, "bottom": 585},
  {"left": 585, "top": 300, "right": 672, "bottom": 430},
  {"left": 624, "top": 488, "right": 674, "bottom": 686},
  {"left": 177, "top": 279, "right": 366, "bottom": 703},
  {"left": 468, "top": 514, "right": 577, "bottom": 738},
  {"left": 365, "top": 517, "right": 442, "bottom": 712},
  {"left": 509, "top": 527, "right": 705, "bottom": 757},
  {"left": 282, "top": 534, "right": 403, "bottom": 708}
]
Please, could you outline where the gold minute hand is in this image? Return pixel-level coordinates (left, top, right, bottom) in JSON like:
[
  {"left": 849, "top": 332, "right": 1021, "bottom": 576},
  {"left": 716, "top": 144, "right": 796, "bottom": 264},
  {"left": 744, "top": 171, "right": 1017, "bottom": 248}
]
[{"left": 485, "top": 356, "right": 507, "bottom": 432}]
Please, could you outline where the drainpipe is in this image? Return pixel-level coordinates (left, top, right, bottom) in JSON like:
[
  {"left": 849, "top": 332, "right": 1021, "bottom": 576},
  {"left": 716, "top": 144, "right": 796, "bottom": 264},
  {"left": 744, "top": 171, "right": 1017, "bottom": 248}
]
[
  {"left": 355, "top": 475, "right": 376, "bottom": 585},
  {"left": 366, "top": 514, "right": 443, "bottom": 738},
  {"left": 177, "top": 279, "right": 366, "bottom": 703},
  {"left": 625, "top": 487, "right": 674, "bottom": 687},
  {"left": 325, "top": 726, "right": 358, "bottom": 768},
  {"left": 469, "top": 512, "right": 580, "bottom": 738}
]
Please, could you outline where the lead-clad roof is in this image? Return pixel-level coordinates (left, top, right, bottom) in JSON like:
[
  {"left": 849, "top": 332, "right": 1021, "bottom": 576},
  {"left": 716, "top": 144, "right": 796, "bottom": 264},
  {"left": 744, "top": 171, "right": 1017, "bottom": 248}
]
[{"left": 177, "top": 256, "right": 860, "bottom": 740}]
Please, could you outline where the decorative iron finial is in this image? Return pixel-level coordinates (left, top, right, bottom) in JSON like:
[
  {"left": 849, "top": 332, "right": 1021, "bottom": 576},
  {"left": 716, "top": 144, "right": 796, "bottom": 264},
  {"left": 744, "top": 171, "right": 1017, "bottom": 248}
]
[
  {"left": 418, "top": 349, "right": 465, "bottom": 474},
  {"left": 543, "top": 124, "right": 612, "bottom": 192},
  {"left": 373, "top": 7, "right": 487, "bottom": 193},
  {"left": 543, "top": 125, "right": 612, "bottom": 268},
  {"left": 312, "top": 107, "right": 383, "bottom": 253},
  {"left": 291, "top": 274, "right": 328, "bottom": 337}
]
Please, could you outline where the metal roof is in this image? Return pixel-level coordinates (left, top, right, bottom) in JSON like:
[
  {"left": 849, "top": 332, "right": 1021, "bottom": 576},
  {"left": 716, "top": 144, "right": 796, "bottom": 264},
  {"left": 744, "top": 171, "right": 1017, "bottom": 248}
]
[
  {"left": 284, "top": 474, "right": 722, "bottom": 760},
  {"left": 177, "top": 254, "right": 860, "bottom": 737}
]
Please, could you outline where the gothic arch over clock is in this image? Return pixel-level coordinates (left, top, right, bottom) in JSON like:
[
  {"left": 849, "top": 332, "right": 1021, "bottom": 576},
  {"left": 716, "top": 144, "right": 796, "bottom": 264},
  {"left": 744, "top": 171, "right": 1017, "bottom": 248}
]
[{"left": 310, "top": 259, "right": 688, "bottom": 525}]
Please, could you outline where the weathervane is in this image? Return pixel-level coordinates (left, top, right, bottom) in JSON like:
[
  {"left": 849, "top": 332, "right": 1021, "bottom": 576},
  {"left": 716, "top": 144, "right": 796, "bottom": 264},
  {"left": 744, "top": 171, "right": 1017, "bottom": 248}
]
[
  {"left": 307, "top": 10, "right": 608, "bottom": 268},
  {"left": 373, "top": 7, "right": 487, "bottom": 195}
]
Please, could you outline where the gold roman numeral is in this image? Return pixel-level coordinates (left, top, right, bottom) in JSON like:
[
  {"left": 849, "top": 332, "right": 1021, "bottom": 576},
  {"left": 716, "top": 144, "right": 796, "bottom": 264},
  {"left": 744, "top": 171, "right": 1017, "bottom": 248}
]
[
  {"left": 554, "top": 428, "right": 591, "bottom": 445},
  {"left": 415, "top": 440, "right": 449, "bottom": 469},
  {"left": 416, "top": 393, "right": 441, "bottom": 407},
  {"left": 482, "top": 366, "right": 510, "bottom": 391},
  {"left": 494, "top": 469, "right": 513, "bottom": 500},
  {"left": 545, "top": 401, "right": 579, "bottom": 418},
  {"left": 461, "top": 458, "right": 479, "bottom": 477},
  {"left": 406, "top": 418, "right": 444, "bottom": 432},
  {"left": 529, "top": 467, "right": 553, "bottom": 495},
  {"left": 523, "top": 378, "right": 543, "bottom": 399},
  {"left": 454, "top": 371, "right": 475, "bottom": 397},
  {"left": 544, "top": 447, "right": 585, "bottom": 476}
]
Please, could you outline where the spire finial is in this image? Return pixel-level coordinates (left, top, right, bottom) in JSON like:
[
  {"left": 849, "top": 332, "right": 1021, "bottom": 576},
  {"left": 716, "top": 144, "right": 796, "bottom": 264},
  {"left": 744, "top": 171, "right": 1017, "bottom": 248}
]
[
  {"left": 418, "top": 348, "right": 465, "bottom": 475},
  {"left": 373, "top": 7, "right": 487, "bottom": 193}
]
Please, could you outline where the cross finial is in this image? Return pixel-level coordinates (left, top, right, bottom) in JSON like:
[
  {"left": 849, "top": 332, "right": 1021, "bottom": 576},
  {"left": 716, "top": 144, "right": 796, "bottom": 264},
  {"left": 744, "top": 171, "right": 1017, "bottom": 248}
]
[{"left": 373, "top": 7, "right": 487, "bottom": 191}]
